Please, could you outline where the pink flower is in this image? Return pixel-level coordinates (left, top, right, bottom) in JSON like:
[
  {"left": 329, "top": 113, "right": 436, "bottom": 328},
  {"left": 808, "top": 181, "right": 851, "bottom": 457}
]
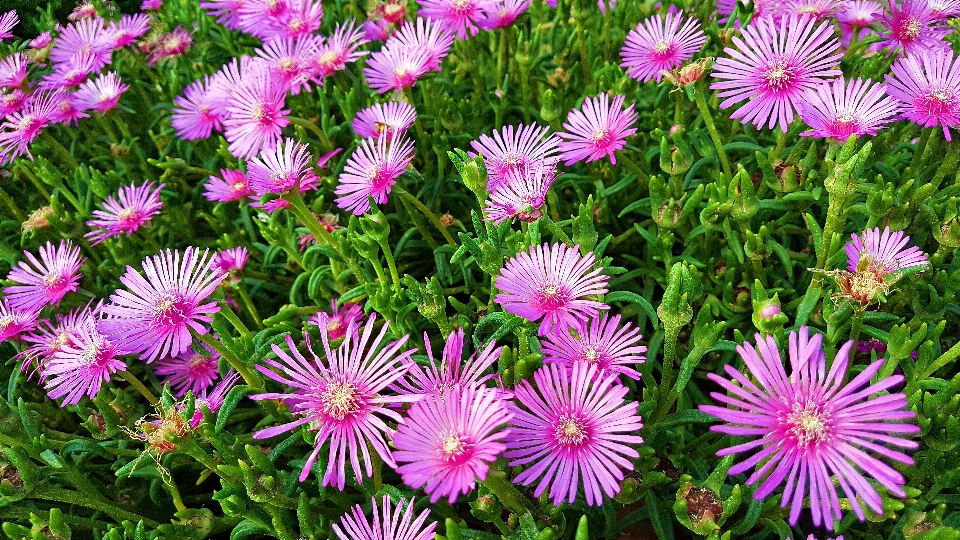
[
  {"left": 620, "top": 11, "right": 707, "bottom": 83},
  {"left": 885, "top": 50, "right": 960, "bottom": 142},
  {"left": 392, "top": 327, "right": 504, "bottom": 397},
  {"left": 353, "top": 101, "right": 417, "bottom": 139},
  {"left": 251, "top": 314, "right": 418, "bottom": 487},
  {"left": 417, "top": 0, "right": 493, "bottom": 39},
  {"left": 105, "top": 14, "right": 150, "bottom": 48},
  {"left": 495, "top": 243, "right": 609, "bottom": 335},
  {"left": 40, "top": 53, "right": 97, "bottom": 90},
  {"left": 49, "top": 92, "right": 90, "bottom": 126},
  {"left": 478, "top": 0, "right": 532, "bottom": 30},
  {"left": 711, "top": 14, "right": 842, "bottom": 132},
  {"left": 877, "top": 0, "right": 950, "bottom": 56},
  {"left": 146, "top": 27, "right": 193, "bottom": 66},
  {"left": 237, "top": 0, "right": 292, "bottom": 38},
  {"left": 69, "top": 2, "right": 98, "bottom": 20},
  {"left": 255, "top": 35, "right": 320, "bottom": 95},
  {"left": 783, "top": 0, "right": 844, "bottom": 20},
  {"left": 4, "top": 240, "right": 85, "bottom": 312},
  {"left": 223, "top": 68, "right": 291, "bottom": 159},
  {"left": 845, "top": 227, "right": 929, "bottom": 276},
  {"left": 0, "top": 53, "right": 28, "bottom": 89},
  {"left": 799, "top": 78, "right": 901, "bottom": 140},
  {"left": 332, "top": 496, "right": 436, "bottom": 540},
  {"left": 154, "top": 342, "right": 221, "bottom": 396},
  {"left": 0, "top": 88, "right": 28, "bottom": 117},
  {"left": 335, "top": 134, "right": 415, "bottom": 215},
  {"left": 74, "top": 71, "right": 128, "bottom": 113},
  {"left": 699, "top": 328, "right": 920, "bottom": 529},
  {"left": 484, "top": 162, "right": 556, "bottom": 224},
  {"left": 505, "top": 362, "right": 644, "bottom": 506},
  {"left": 0, "top": 298, "right": 39, "bottom": 342},
  {"left": 18, "top": 304, "right": 96, "bottom": 379},
  {"left": 267, "top": 0, "right": 325, "bottom": 40},
  {"left": 85, "top": 181, "right": 165, "bottom": 245},
  {"left": 201, "top": 0, "right": 245, "bottom": 30},
  {"left": 204, "top": 169, "right": 252, "bottom": 202},
  {"left": 189, "top": 370, "right": 241, "bottom": 427},
  {"left": 100, "top": 247, "right": 226, "bottom": 363},
  {"left": 557, "top": 94, "right": 638, "bottom": 165},
  {"left": 0, "top": 10, "right": 18, "bottom": 40},
  {"left": 30, "top": 32, "right": 53, "bottom": 49},
  {"left": 246, "top": 137, "right": 317, "bottom": 196},
  {"left": 310, "top": 299, "right": 364, "bottom": 341},
  {"left": 363, "top": 45, "right": 430, "bottom": 94},
  {"left": 173, "top": 75, "right": 223, "bottom": 141},
  {"left": 470, "top": 123, "right": 561, "bottom": 192},
  {"left": 838, "top": 0, "right": 883, "bottom": 29},
  {"left": 388, "top": 17, "right": 454, "bottom": 71},
  {"left": 43, "top": 316, "right": 127, "bottom": 404},
  {"left": 141, "top": 0, "right": 163, "bottom": 9},
  {"left": 50, "top": 17, "right": 113, "bottom": 71},
  {"left": 541, "top": 313, "right": 646, "bottom": 381},
  {"left": 213, "top": 246, "right": 250, "bottom": 275},
  {"left": 0, "top": 91, "right": 61, "bottom": 165},
  {"left": 309, "top": 19, "right": 368, "bottom": 82},
  {"left": 393, "top": 387, "right": 512, "bottom": 503},
  {"left": 929, "top": 0, "right": 960, "bottom": 20},
  {"left": 364, "top": 18, "right": 392, "bottom": 41}
]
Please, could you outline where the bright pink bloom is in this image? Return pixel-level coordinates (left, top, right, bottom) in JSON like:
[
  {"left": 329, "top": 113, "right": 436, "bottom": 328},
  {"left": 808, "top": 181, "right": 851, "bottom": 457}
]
[
  {"left": 204, "top": 169, "right": 251, "bottom": 202},
  {"left": 18, "top": 304, "right": 96, "bottom": 379},
  {"left": 43, "top": 318, "right": 127, "bottom": 404},
  {"left": 335, "top": 134, "right": 415, "bottom": 215},
  {"left": 478, "top": 0, "right": 531, "bottom": 30},
  {"left": 484, "top": 162, "right": 556, "bottom": 224},
  {"left": 213, "top": 246, "right": 249, "bottom": 275},
  {"left": 0, "top": 298, "right": 39, "bottom": 342},
  {"left": 310, "top": 299, "right": 364, "bottom": 341},
  {"left": 393, "top": 327, "right": 504, "bottom": 397},
  {"left": 558, "top": 94, "right": 638, "bottom": 165},
  {"left": 0, "top": 10, "right": 17, "bottom": 40},
  {"left": 310, "top": 20, "right": 368, "bottom": 82},
  {"left": 417, "top": 0, "right": 493, "bottom": 39},
  {"left": 85, "top": 181, "right": 164, "bottom": 245},
  {"left": 223, "top": 69, "right": 291, "bottom": 159},
  {"left": 495, "top": 243, "right": 609, "bottom": 336},
  {"left": 332, "top": 496, "right": 436, "bottom": 540},
  {"left": 251, "top": 314, "right": 418, "bottom": 487},
  {"left": 237, "top": 0, "right": 292, "bottom": 38},
  {"left": 69, "top": 2, "right": 98, "bottom": 20},
  {"left": 929, "top": 0, "right": 960, "bottom": 19},
  {"left": 147, "top": 27, "right": 193, "bottom": 66},
  {"left": 141, "top": 0, "right": 163, "bottom": 9},
  {"left": 30, "top": 32, "right": 53, "bottom": 49},
  {"left": 783, "top": 0, "right": 844, "bottom": 20},
  {"left": 0, "top": 88, "right": 28, "bottom": 117},
  {"left": 246, "top": 137, "right": 317, "bottom": 195},
  {"left": 101, "top": 248, "right": 226, "bottom": 363},
  {"left": 106, "top": 14, "right": 150, "bottom": 48},
  {"left": 172, "top": 75, "right": 223, "bottom": 140},
  {"left": 877, "top": 0, "right": 950, "bottom": 56},
  {"left": 845, "top": 227, "right": 929, "bottom": 276},
  {"left": 620, "top": 11, "right": 707, "bottom": 83},
  {"left": 255, "top": 36, "right": 320, "bottom": 95},
  {"left": 74, "top": 71, "right": 128, "bottom": 113},
  {"left": 207, "top": 57, "right": 266, "bottom": 117},
  {"left": 541, "top": 313, "right": 646, "bottom": 381},
  {"left": 49, "top": 92, "right": 90, "bottom": 126},
  {"left": 470, "top": 123, "right": 561, "bottom": 192},
  {"left": 711, "top": 14, "right": 842, "bottom": 132},
  {"left": 839, "top": 0, "right": 883, "bottom": 28},
  {"left": 388, "top": 18, "right": 454, "bottom": 71},
  {"left": 262, "top": 0, "right": 325, "bottom": 40},
  {"left": 363, "top": 46, "right": 430, "bottom": 94},
  {"left": 699, "top": 328, "right": 920, "bottom": 529},
  {"left": 201, "top": 0, "right": 245, "bottom": 30},
  {"left": 885, "top": 50, "right": 960, "bottom": 142},
  {"left": 799, "top": 78, "right": 901, "bottom": 140},
  {"left": 364, "top": 18, "right": 392, "bottom": 41},
  {"left": 40, "top": 53, "right": 97, "bottom": 90},
  {"left": 0, "top": 91, "right": 61, "bottom": 165},
  {"left": 154, "top": 342, "right": 221, "bottom": 396},
  {"left": 50, "top": 17, "right": 113, "bottom": 71},
  {"left": 4, "top": 240, "right": 85, "bottom": 312},
  {"left": 393, "top": 387, "right": 512, "bottom": 503},
  {"left": 353, "top": 101, "right": 417, "bottom": 139},
  {"left": 0, "top": 53, "right": 28, "bottom": 89},
  {"left": 505, "top": 362, "right": 644, "bottom": 506}
]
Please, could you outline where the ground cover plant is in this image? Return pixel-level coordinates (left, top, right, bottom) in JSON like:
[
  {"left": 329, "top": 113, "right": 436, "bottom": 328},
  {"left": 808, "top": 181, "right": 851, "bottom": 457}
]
[{"left": 0, "top": 0, "right": 959, "bottom": 538}]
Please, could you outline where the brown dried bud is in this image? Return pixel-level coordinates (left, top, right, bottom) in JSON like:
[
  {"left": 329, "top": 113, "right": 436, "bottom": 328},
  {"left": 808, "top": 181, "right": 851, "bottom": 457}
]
[
  {"left": 685, "top": 486, "right": 723, "bottom": 526},
  {"left": 439, "top": 212, "right": 455, "bottom": 227},
  {"left": 23, "top": 206, "right": 54, "bottom": 232}
]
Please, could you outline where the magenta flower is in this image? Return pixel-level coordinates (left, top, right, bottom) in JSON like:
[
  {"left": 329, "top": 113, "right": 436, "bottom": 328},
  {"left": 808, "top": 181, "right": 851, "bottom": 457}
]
[
  {"left": 783, "top": 0, "right": 844, "bottom": 20},
  {"left": 189, "top": 370, "right": 241, "bottom": 427},
  {"left": 0, "top": 88, "right": 28, "bottom": 117},
  {"left": 495, "top": 243, "right": 609, "bottom": 335},
  {"left": 310, "top": 299, "right": 364, "bottom": 341},
  {"left": 0, "top": 10, "right": 17, "bottom": 40},
  {"left": 388, "top": 17, "right": 454, "bottom": 71},
  {"left": 255, "top": 36, "right": 319, "bottom": 95},
  {"left": 885, "top": 50, "right": 960, "bottom": 142},
  {"left": 0, "top": 91, "right": 61, "bottom": 165},
  {"left": 504, "top": 362, "right": 644, "bottom": 506},
  {"left": 478, "top": 0, "right": 532, "bottom": 30},
  {"left": 484, "top": 162, "right": 556, "bottom": 224},
  {"left": 929, "top": 0, "right": 960, "bottom": 19},
  {"left": 44, "top": 318, "right": 127, "bottom": 404},
  {"left": 40, "top": 53, "right": 97, "bottom": 90},
  {"left": 799, "top": 78, "right": 901, "bottom": 140},
  {"left": 201, "top": 0, "right": 245, "bottom": 30},
  {"left": 85, "top": 181, "right": 164, "bottom": 245},
  {"left": 332, "top": 496, "right": 436, "bottom": 540},
  {"left": 69, "top": 2, "right": 98, "bottom": 21},
  {"left": 237, "top": 0, "right": 291, "bottom": 39},
  {"left": 363, "top": 46, "right": 430, "bottom": 94},
  {"left": 0, "top": 53, "right": 28, "bottom": 89},
  {"left": 0, "top": 298, "right": 39, "bottom": 342},
  {"left": 620, "top": 11, "right": 707, "bottom": 83},
  {"left": 141, "top": 0, "right": 162, "bottom": 9},
  {"left": 699, "top": 327, "right": 920, "bottom": 529},
  {"left": 393, "top": 328, "right": 503, "bottom": 397},
  {"left": 213, "top": 247, "right": 249, "bottom": 275},
  {"left": 711, "top": 14, "right": 842, "bottom": 132},
  {"left": 335, "top": 134, "right": 415, "bottom": 215},
  {"left": 154, "top": 342, "right": 221, "bottom": 396},
  {"left": 470, "top": 123, "right": 561, "bottom": 192},
  {"left": 4, "top": 240, "right": 85, "bottom": 312},
  {"left": 246, "top": 137, "right": 317, "bottom": 196},
  {"left": 74, "top": 71, "right": 128, "bottom": 113},
  {"left": 204, "top": 169, "right": 251, "bottom": 203},
  {"left": 839, "top": 0, "right": 883, "bottom": 29},
  {"left": 146, "top": 27, "right": 193, "bottom": 66},
  {"left": 50, "top": 17, "right": 113, "bottom": 71},
  {"left": 50, "top": 92, "right": 90, "bottom": 126},
  {"left": 541, "top": 313, "right": 645, "bottom": 382},
  {"left": 557, "top": 94, "right": 638, "bottom": 165},
  {"left": 845, "top": 226, "right": 929, "bottom": 276},
  {"left": 353, "top": 101, "right": 417, "bottom": 139},
  {"left": 100, "top": 248, "right": 226, "bottom": 363},
  {"left": 309, "top": 19, "right": 368, "bottom": 82},
  {"left": 18, "top": 304, "right": 96, "bottom": 378},
  {"left": 417, "top": 0, "right": 493, "bottom": 39},
  {"left": 106, "top": 14, "right": 150, "bottom": 48},
  {"left": 393, "top": 387, "right": 512, "bottom": 503},
  {"left": 30, "top": 32, "right": 52, "bottom": 49},
  {"left": 364, "top": 18, "right": 392, "bottom": 41},
  {"left": 172, "top": 75, "right": 222, "bottom": 141},
  {"left": 251, "top": 314, "right": 418, "bottom": 487},
  {"left": 267, "top": 0, "right": 325, "bottom": 40},
  {"left": 224, "top": 68, "right": 291, "bottom": 159},
  {"left": 877, "top": 0, "right": 950, "bottom": 56},
  {"left": 207, "top": 57, "right": 263, "bottom": 117}
]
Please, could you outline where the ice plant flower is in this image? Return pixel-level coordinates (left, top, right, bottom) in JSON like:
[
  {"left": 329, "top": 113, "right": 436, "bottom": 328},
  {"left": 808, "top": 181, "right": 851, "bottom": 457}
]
[
  {"left": 246, "top": 137, "right": 317, "bottom": 196},
  {"left": 4, "top": 240, "right": 85, "bottom": 312},
  {"left": 251, "top": 314, "right": 418, "bottom": 487},
  {"left": 711, "top": 14, "right": 842, "bottom": 132},
  {"left": 50, "top": 17, "right": 113, "bottom": 71},
  {"left": 44, "top": 319, "right": 127, "bottom": 404},
  {"left": 74, "top": 71, "right": 128, "bottom": 113},
  {"left": 172, "top": 75, "right": 222, "bottom": 141},
  {"left": 387, "top": 17, "right": 455, "bottom": 72},
  {"left": 332, "top": 496, "right": 436, "bottom": 540},
  {"left": 223, "top": 69, "right": 291, "bottom": 159},
  {"left": 478, "top": 0, "right": 532, "bottom": 30},
  {"left": 504, "top": 362, "right": 644, "bottom": 506},
  {"left": 147, "top": 27, "right": 193, "bottom": 66},
  {"left": 557, "top": 94, "right": 638, "bottom": 165},
  {"left": 335, "top": 133, "right": 415, "bottom": 215},
  {"left": 85, "top": 181, "right": 165, "bottom": 245},
  {"left": 213, "top": 247, "right": 249, "bottom": 276},
  {"left": 353, "top": 101, "right": 417, "bottom": 139},
  {"left": 699, "top": 327, "right": 920, "bottom": 529},
  {"left": 0, "top": 91, "right": 61, "bottom": 165},
  {"left": 799, "top": 78, "right": 901, "bottom": 140},
  {"left": 310, "top": 299, "right": 364, "bottom": 341},
  {"left": 255, "top": 36, "right": 319, "bottom": 95},
  {"left": 0, "top": 298, "right": 39, "bottom": 342},
  {"left": 783, "top": 0, "right": 844, "bottom": 19},
  {"left": 393, "top": 386, "right": 512, "bottom": 503},
  {"left": 846, "top": 227, "right": 929, "bottom": 276},
  {"left": 393, "top": 327, "right": 503, "bottom": 397},
  {"left": 839, "top": 0, "right": 883, "bottom": 29},
  {"left": 100, "top": 248, "right": 226, "bottom": 363},
  {"left": 620, "top": 11, "right": 707, "bottom": 83},
  {"left": 495, "top": 243, "right": 609, "bottom": 335},
  {"left": 309, "top": 19, "right": 368, "bottom": 82},
  {"left": 17, "top": 304, "right": 96, "bottom": 379},
  {"left": 540, "top": 313, "right": 645, "bottom": 381},
  {"left": 877, "top": 0, "right": 949, "bottom": 56},
  {"left": 204, "top": 169, "right": 252, "bottom": 203},
  {"left": 484, "top": 162, "right": 556, "bottom": 224},
  {"left": 0, "top": 53, "right": 28, "bottom": 89},
  {"left": 154, "top": 343, "right": 221, "bottom": 396},
  {"left": 106, "top": 14, "right": 150, "bottom": 49},
  {"left": 885, "top": 50, "right": 960, "bottom": 142},
  {"left": 0, "top": 10, "right": 17, "bottom": 40},
  {"left": 363, "top": 46, "right": 431, "bottom": 94},
  {"left": 470, "top": 123, "right": 561, "bottom": 192},
  {"left": 201, "top": 0, "right": 245, "bottom": 30},
  {"left": 417, "top": 0, "right": 493, "bottom": 39}
]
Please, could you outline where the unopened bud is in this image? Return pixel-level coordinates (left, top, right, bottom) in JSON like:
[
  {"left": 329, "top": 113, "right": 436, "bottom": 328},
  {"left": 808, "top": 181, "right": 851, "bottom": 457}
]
[
  {"left": 662, "top": 57, "right": 713, "bottom": 88},
  {"left": 22, "top": 206, "right": 54, "bottom": 232}
]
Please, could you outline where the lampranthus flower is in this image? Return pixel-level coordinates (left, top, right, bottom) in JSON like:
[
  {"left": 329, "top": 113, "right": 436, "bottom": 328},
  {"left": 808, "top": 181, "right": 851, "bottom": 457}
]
[
  {"left": 877, "top": 0, "right": 949, "bottom": 56},
  {"left": 393, "top": 386, "right": 512, "bottom": 503},
  {"left": 204, "top": 169, "right": 252, "bottom": 202},
  {"left": 393, "top": 328, "right": 503, "bottom": 397},
  {"left": 470, "top": 123, "right": 561, "bottom": 192},
  {"left": 478, "top": 0, "right": 532, "bottom": 30},
  {"left": 106, "top": 14, "right": 150, "bottom": 48},
  {"left": 783, "top": 0, "right": 844, "bottom": 20},
  {"left": 50, "top": 17, "right": 113, "bottom": 71},
  {"left": 255, "top": 36, "right": 319, "bottom": 95},
  {"left": 268, "top": 0, "right": 325, "bottom": 40},
  {"left": 332, "top": 496, "right": 436, "bottom": 540},
  {"left": 310, "top": 19, "right": 368, "bottom": 81},
  {"left": 799, "top": 78, "right": 901, "bottom": 140},
  {"left": 223, "top": 68, "right": 291, "bottom": 159},
  {"left": 246, "top": 137, "right": 317, "bottom": 196},
  {"left": 0, "top": 10, "right": 17, "bottom": 40},
  {"left": 44, "top": 319, "right": 127, "bottom": 404},
  {"left": 69, "top": 2, "right": 98, "bottom": 20},
  {"left": 100, "top": 247, "right": 226, "bottom": 363},
  {"left": 49, "top": 91, "right": 90, "bottom": 126},
  {"left": 363, "top": 46, "right": 430, "bottom": 94},
  {"left": 154, "top": 343, "right": 221, "bottom": 396},
  {"left": 310, "top": 299, "right": 364, "bottom": 341},
  {"left": 172, "top": 75, "right": 223, "bottom": 141},
  {"left": 0, "top": 53, "right": 28, "bottom": 89},
  {"left": 495, "top": 243, "right": 609, "bottom": 335},
  {"left": 74, "top": 71, "right": 128, "bottom": 113},
  {"left": 30, "top": 32, "right": 53, "bottom": 49},
  {"left": 213, "top": 247, "right": 249, "bottom": 276},
  {"left": 85, "top": 181, "right": 164, "bottom": 245},
  {"left": 388, "top": 17, "right": 455, "bottom": 71},
  {"left": 885, "top": 50, "right": 960, "bottom": 141},
  {"left": 711, "top": 14, "right": 842, "bottom": 132},
  {"left": 845, "top": 227, "right": 929, "bottom": 276},
  {"left": 0, "top": 91, "right": 61, "bottom": 165},
  {"left": 839, "top": 0, "right": 883, "bottom": 29},
  {"left": 335, "top": 133, "right": 415, "bottom": 215},
  {"left": 4, "top": 240, "right": 85, "bottom": 312},
  {"left": 541, "top": 313, "right": 645, "bottom": 381},
  {"left": 39, "top": 53, "right": 97, "bottom": 90},
  {"left": 0, "top": 88, "right": 28, "bottom": 117},
  {"left": 251, "top": 314, "right": 418, "bottom": 487},
  {"left": 201, "top": 0, "right": 245, "bottom": 30},
  {"left": 147, "top": 27, "right": 193, "bottom": 66},
  {"left": 699, "top": 327, "right": 920, "bottom": 529},
  {"left": 17, "top": 304, "right": 97, "bottom": 378},
  {"left": 141, "top": 0, "right": 163, "bottom": 9},
  {"left": 929, "top": 0, "right": 960, "bottom": 19},
  {"left": 557, "top": 93, "right": 638, "bottom": 165},
  {"left": 22, "top": 206, "right": 55, "bottom": 233},
  {"left": 417, "top": 0, "right": 493, "bottom": 39},
  {"left": 484, "top": 162, "right": 556, "bottom": 224},
  {"left": 237, "top": 0, "right": 291, "bottom": 39},
  {"left": 353, "top": 101, "right": 417, "bottom": 139},
  {"left": 0, "top": 298, "right": 39, "bottom": 342},
  {"left": 620, "top": 11, "right": 707, "bottom": 83},
  {"left": 504, "top": 362, "right": 644, "bottom": 506},
  {"left": 364, "top": 18, "right": 392, "bottom": 41}
]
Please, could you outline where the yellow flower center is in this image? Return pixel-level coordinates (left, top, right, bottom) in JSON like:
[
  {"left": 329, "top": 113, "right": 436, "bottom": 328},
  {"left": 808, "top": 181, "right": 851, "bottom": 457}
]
[{"left": 320, "top": 382, "right": 361, "bottom": 420}]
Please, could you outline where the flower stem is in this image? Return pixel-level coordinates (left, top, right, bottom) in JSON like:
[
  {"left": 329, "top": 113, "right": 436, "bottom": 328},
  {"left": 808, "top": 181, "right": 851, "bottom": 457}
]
[
  {"left": 117, "top": 370, "right": 159, "bottom": 406},
  {"left": 235, "top": 283, "right": 264, "bottom": 329},
  {"left": 693, "top": 87, "right": 732, "bottom": 178},
  {"left": 283, "top": 189, "right": 342, "bottom": 252},
  {"left": 218, "top": 299, "right": 251, "bottom": 337},
  {"left": 483, "top": 470, "right": 537, "bottom": 515},
  {"left": 908, "top": 127, "right": 933, "bottom": 177},
  {"left": 377, "top": 237, "right": 403, "bottom": 293},
  {"left": 287, "top": 116, "right": 333, "bottom": 151},
  {"left": 164, "top": 474, "right": 189, "bottom": 513},
  {"left": 33, "top": 485, "right": 161, "bottom": 528},
  {"left": 395, "top": 187, "right": 457, "bottom": 246},
  {"left": 194, "top": 331, "right": 262, "bottom": 390}
]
